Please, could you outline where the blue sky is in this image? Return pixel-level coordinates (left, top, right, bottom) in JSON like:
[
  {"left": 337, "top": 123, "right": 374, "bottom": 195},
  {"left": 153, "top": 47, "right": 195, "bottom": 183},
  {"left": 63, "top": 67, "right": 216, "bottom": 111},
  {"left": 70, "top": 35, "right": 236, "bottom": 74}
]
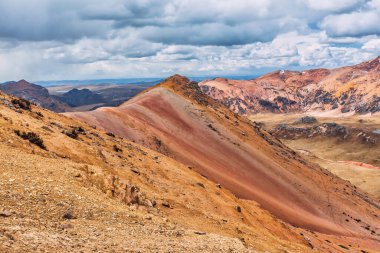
[{"left": 0, "top": 0, "right": 380, "bottom": 81}]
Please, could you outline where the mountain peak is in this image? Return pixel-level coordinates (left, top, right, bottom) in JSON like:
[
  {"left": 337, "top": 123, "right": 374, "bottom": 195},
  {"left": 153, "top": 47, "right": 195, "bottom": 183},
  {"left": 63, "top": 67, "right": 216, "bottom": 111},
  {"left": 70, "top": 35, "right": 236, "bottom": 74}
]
[
  {"left": 164, "top": 74, "right": 190, "bottom": 84},
  {"left": 157, "top": 74, "right": 194, "bottom": 91},
  {"left": 155, "top": 75, "right": 216, "bottom": 107}
]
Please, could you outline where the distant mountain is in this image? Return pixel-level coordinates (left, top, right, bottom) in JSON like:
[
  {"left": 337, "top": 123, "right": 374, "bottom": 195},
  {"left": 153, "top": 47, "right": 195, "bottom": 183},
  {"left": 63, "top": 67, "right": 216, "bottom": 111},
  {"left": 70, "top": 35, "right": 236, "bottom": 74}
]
[
  {"left": 0, "top": 79, "right": 153, "bottom": 112},
  {"left": 54, "top": 88, "right": 105, "bottom": 107},
  {"left": 0, "top": 80, "right": 71, "bottom": 112},
  {"left": 199, "top": 56, "right": 380, "bottom": 115},
  {"left": 35, "top": 78, "right": 163, "bottom": 87}
]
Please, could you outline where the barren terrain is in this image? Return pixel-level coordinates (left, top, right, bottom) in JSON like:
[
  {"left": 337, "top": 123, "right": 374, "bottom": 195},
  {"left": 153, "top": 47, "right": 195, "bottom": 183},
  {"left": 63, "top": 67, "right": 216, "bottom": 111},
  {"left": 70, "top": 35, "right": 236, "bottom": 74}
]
[
  {"left": 67, "top": 75, "right": 380, "bottom": 252},
  {"left": 250, "top": 113, "right": 380, "bottom": 199}
]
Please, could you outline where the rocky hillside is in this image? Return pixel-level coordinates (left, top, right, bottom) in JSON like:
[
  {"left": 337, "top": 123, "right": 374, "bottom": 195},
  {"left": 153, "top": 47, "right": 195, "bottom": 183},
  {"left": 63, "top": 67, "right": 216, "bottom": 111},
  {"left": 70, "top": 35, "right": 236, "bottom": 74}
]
[
  {"left": 67, "top": 75, "right": 380, "bottom": 252},
  {"left": 0, "top": 80, "right": 71, "bottom": 112},
  {"left": 199, "top": 56, "right": 380, "bottom": 115}
]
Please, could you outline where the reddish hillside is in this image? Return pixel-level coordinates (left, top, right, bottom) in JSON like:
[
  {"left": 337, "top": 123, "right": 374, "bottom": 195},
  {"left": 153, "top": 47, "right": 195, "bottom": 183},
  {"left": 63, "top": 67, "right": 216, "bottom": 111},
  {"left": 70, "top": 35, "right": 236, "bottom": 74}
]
[
  {"left": 199, "top": 57, "right": 380, "bottom": 115},
  {"left": 67, "top": 75, "right": 380, "bottom": 247}
]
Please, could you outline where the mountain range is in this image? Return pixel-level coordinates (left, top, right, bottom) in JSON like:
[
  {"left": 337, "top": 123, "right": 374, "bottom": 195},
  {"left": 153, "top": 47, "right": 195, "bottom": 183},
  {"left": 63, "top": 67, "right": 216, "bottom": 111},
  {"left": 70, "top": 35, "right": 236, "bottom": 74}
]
[
  {"left": 0, "top": 80, "right": 70, "bottom": 112},
  {"left": 200, "top": 56, "right": 380, "bottom": 115},
  {"left": 0, "top": 80, "right": 151, "bottom": 112}
]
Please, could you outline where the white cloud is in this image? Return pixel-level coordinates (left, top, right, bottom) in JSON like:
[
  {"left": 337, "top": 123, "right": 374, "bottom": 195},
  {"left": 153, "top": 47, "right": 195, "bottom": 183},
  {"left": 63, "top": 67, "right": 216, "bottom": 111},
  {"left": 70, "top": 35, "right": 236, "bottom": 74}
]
[
  {"left": 321, "top": 11, "right": 380, "bottom": 37},
  {"left": 0, "top": 0, "right": 380, "bottom": 81},
  {"left": 307, "top": 0, "right": 364, "bottom": 11}
]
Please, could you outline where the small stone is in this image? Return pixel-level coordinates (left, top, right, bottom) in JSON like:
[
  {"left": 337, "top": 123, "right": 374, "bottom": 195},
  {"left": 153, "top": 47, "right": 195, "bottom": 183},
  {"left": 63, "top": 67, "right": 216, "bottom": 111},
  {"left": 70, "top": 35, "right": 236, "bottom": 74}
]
[
  {"left": 0, "top": 210, "right": 12, "bottom": 217},
  {"left": 194, "top": 231, "right": 206, "bottom": 235},
  {"left": 130, "top": 168, "right": 140, "bottom": 175},
  {"left": 236, "top": 206, "right": 241, "bottom": 212},
  {"left": 5, "top": 233, "right": 15, "bottom": 240},
  {"left": 162, "top": 201, "right": 171, "bottom": 208},
  {"left": 61, "top": 223, "right": 74, "bottom": 230},
  {"left": 143, "top": 199, "right": 153, "bottom": 208},
  {"left": 196, "top": 182, "right": 205, "bottom": 188}
]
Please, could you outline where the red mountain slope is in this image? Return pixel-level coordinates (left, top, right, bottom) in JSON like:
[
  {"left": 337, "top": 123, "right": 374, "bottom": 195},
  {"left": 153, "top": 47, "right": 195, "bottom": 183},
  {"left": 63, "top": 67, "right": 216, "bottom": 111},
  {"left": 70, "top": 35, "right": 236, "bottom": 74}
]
[{"left": 67, "top": 75, "right": 380, "bottom": 246}]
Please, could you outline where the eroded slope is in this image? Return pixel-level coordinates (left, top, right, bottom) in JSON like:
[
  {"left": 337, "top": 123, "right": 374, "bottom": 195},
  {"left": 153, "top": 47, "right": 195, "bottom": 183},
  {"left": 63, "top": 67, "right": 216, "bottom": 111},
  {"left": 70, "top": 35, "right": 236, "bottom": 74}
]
[{"left": 67, "top": 75, "right": 380, "bottom": 250}]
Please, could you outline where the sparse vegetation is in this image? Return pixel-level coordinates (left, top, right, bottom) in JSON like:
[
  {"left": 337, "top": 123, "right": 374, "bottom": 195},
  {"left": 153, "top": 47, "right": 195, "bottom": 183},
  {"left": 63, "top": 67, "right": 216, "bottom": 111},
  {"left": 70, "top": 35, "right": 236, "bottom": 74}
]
[
  {"left": 11, "top": 98, "right": 31, "bottom": 111},
  {"left": 106, "top": 132, "right": 115, "bottom": 137},
  {"left": 35, "top": 111, "right": 44, "bottom": 118},
  {"left": 64, "top": 126, "right": 85, "bottom": 139},
  {"left": 62, "top": 211, "right": 76, "bottom": 220},
  {"left": 154, "top": 136, "right": 162, "bottom": 147},
  {"left": 208, "top": 124, "right": 217, "bottom": 132},
  {"left": 15, "top": 130, "right": 46, "bottom": 150},
  {"left": 65, "top": 129, "right": 78, "bottom": 139},
  {"left": 113, "top": 145, "right": 122, "bottom": 152}
]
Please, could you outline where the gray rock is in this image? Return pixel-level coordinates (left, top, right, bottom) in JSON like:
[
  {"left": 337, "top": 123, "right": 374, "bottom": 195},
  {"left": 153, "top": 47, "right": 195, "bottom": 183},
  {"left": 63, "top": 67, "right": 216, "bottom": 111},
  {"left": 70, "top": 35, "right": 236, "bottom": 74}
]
[{"left": 294, "top": 116, "right": 317, "bottom": 124}]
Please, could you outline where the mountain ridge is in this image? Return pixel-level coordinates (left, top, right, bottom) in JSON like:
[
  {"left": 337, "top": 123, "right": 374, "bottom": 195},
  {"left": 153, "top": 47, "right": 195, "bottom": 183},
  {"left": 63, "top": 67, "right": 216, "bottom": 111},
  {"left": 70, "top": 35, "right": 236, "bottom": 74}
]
[
  {"left": 67, "top": 75, "right": 380, "bottom": 243},
  {"left": 199, "top": 56, "right": 380, "bottom": 115}
]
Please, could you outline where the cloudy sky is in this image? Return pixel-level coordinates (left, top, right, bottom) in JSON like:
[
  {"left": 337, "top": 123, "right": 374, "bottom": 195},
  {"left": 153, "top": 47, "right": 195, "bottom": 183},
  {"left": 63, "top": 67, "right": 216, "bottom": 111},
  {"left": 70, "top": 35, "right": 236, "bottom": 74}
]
[{"left": 1, "top": 0, "right": 380, "bottom": 81}]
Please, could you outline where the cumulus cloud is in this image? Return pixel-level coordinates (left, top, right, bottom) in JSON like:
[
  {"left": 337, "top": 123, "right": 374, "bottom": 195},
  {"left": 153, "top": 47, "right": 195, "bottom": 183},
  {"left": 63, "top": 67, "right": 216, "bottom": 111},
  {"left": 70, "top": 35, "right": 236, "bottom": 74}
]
[
  {"left": 0, "top": 0, "right": 113, "bottom": 41},
  {"left": 321, "top": 11, "right": 380, "bottom": 37},
  {"left": 0, "top": 0, "right": 380, "bottom": 81},
  {"left": 306, "top": 0, "right": 364, "bottom": 12}
]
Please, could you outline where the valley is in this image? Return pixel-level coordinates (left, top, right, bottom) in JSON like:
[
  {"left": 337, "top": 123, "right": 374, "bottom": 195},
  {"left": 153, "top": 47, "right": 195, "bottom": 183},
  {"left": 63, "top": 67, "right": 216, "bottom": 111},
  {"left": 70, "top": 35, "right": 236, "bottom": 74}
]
[{"left": 249, "top": 113, "right": 380, "bottom": 199}]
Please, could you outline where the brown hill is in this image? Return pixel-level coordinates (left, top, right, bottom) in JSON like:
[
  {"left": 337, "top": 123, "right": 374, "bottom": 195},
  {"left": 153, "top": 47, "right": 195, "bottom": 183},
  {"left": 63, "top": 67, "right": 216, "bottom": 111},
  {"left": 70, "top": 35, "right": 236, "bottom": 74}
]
[
  {"left": 67, "top": 75, "right": 380, "bottom": 251},
  {"left": 0, "top": 80, "right": 71, "bottom": 112},
  {"left": 199, "top": 56, "right": 380, "bottom": 115}
]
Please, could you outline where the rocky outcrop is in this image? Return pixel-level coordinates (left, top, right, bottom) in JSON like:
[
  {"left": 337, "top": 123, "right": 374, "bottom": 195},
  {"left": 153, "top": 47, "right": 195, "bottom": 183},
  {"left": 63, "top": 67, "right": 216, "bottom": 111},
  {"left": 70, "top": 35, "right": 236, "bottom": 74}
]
[
  {"left": 270, "top": 122, "right": 379, "bottom": 144},
  {"left": 200, "top": 56, "right": 380, "bottom": 115},
  {"left": 294, "top": 116, "right": 317, "bottom": 124}
]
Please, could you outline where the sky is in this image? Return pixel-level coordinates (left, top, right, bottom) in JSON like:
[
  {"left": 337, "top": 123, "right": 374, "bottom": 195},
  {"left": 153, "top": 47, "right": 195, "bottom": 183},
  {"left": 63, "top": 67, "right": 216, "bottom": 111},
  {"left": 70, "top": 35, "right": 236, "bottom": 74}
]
[{"left": 0, "top": 0, "right": 380, "bottom": 81}]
